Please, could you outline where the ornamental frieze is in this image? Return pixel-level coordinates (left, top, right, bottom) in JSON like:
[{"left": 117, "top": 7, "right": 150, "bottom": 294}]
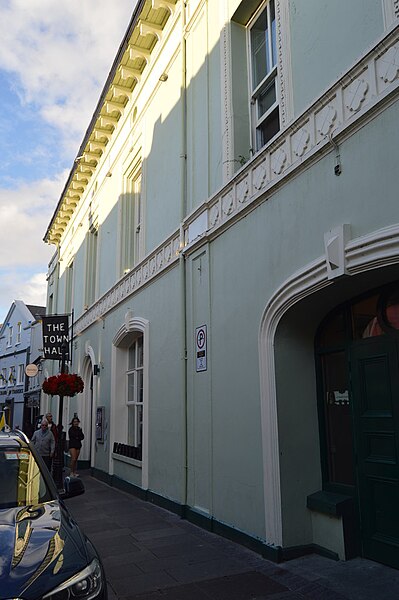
[{"left": 75, "top": 26, "right": 399, "bottom": 336}]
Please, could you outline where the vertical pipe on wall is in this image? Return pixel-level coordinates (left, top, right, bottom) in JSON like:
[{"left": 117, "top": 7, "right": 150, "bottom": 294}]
[
  {"left": 180, "top": 0, "right": 189, "bottom": 509},
  {"left": 70, "top": 308, "right": 74, "bottom": 369},
  {"left": 55, "top": 244, "right": 61, "bottom": 317}
]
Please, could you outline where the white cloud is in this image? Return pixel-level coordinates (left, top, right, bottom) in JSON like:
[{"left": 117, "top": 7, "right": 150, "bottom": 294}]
[
  {"left": 0, "top": 175, "right": 67, "bottom": 267},
  {"left": 19, "top": 272, "right": 48, "bottom": 305},
  {"left": 0, "top": 271, "right": 48, "bottom": 323},
  {"left": 0, "top": 0, "right": 136, "bottom": 154},
  {"left": 0, "top": 174, "right": 67, "bottom": 319},
  {"left": 0, "top": 1, "right": 137, "bottom": 319}
]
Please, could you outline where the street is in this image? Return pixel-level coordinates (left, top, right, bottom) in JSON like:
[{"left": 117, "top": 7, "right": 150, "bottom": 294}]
[{"left": 65, "top": 473, "right": 399, "bottom": 599}]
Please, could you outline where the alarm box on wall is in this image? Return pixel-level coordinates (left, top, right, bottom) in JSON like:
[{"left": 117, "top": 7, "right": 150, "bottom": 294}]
[{"left": 95, "top": 406, "right": 105, "bottom": 443}]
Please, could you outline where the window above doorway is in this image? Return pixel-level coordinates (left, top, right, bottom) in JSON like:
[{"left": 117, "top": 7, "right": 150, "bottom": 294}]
[{"left": 248, "top": 0, "right": 280, "bottom": 152}]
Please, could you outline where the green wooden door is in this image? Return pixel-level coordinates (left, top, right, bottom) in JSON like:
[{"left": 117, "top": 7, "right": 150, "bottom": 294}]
[{"left": 351, "top": 336, "right": 399, "bottom": 568}]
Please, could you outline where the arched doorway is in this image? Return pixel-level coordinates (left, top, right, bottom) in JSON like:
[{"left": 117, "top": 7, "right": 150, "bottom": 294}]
[
  {"left": 259, "top": 223, "right": 399, "bottom": 552},
  {"left": 316, "top": 282, "right": 399, "bottom": 568}
]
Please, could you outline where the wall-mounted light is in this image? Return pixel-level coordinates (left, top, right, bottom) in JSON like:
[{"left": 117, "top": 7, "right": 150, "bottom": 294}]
[{"left": 159, "top": 73, "right": 168, "bottom": 82}]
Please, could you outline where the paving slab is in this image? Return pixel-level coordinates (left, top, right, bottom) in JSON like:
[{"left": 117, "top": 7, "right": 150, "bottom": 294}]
[{"left": 65, "top": 473, "right": 399, "bottom": 600}]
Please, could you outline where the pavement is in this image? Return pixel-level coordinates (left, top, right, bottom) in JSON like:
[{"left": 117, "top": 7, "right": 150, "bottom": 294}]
[{"left": 64, "top": 472, "right": 399, "bottom": 600}]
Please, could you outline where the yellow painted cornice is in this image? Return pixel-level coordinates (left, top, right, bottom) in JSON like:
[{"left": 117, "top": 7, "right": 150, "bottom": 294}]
[{"left": 44, "top": 0, "right": 178, "bottom": 246}]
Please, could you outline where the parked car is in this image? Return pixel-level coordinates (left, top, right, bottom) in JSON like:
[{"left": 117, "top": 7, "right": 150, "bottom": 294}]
[{"left": 0, "top": 429, "right": 107, "bottom": 600}]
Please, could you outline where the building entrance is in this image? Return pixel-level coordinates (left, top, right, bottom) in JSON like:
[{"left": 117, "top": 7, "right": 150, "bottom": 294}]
[
  {"left": 351, "top": 336, "right": 399, "bottom": 569},
  {"left": 316, "top": 281, "right": 399, "bottom": 568}
]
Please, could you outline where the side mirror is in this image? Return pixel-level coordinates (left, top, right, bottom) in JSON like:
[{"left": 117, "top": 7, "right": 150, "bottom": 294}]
[{"left": 62, "top": 476, "right": 85, "bottom": 499}]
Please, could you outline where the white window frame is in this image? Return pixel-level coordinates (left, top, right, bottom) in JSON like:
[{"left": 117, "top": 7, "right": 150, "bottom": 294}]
[
  {"left": 65, "top": 261, "right": 74, "bottom": 314},
  {"left": 0, "top": 368, "right": 7, "bottom": 387},
  {"left": 121, "top": 159, "right": 144, "bottom": 275},
  {"left": 17, "top": 364, "right": 24, "bottom": 385},
  {"left": 7, "top": 326, "right": 13, "bottom": 347},
  {"left": 248, "top": 0, "right": 280, "bottom": 152},
  {"left": 48, "top": 293, "right": 54, "bottom": 315},
  {"left": 16, "top": 322, "right": 21, "bottom": 344},
  {"left": 133, "top": 172, "right": 143, "bottom": 265},
  {"left": 85, "top": 226, "right": 98, "bottom": 308},
  {"left": 126, "top": 334, "right": 144, "bottom": 450},
  {"left": 111, "top": 316, "right": 149, "bottom": 489},
  {"left": 8, "top": 367, "right": 15, "bottom": 386}
]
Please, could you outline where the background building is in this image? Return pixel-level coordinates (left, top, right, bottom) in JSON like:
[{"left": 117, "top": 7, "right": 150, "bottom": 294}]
[
  {"left": 24, "top": 316, "right": 48, "bottom": 433},
  {"left": 0, "top": 301, "right": 45, "bottom": 430},
  {"left": 43, "top": 0, "right": 399, "bottom": 568}
]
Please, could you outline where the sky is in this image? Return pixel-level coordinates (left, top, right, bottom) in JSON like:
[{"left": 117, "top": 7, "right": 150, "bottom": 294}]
[{"left": 0, "top": 0, "right": 137, "bottom": 323}]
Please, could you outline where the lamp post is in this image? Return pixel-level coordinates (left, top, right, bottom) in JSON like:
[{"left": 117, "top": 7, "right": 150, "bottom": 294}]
[{"left": 53, "top": 341, "right": 68, "bottom": 490}]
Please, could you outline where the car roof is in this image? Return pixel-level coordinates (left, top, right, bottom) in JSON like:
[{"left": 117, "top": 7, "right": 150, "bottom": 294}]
[{"left": 0, "top": 430, "right": 29, "bottom": 449}]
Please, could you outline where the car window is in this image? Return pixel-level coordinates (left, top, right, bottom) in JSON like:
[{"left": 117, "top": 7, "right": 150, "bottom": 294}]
[{"left": 0, "top": 447, "right": 54, "bottom": 508}]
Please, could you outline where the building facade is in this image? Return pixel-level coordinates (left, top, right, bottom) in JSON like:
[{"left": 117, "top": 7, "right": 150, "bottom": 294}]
[
  {"left": 44, "top": 0, "right": 399, "bottom": 568},
  {"left": 0, "top": 301, "right": 45, "bottom": 430}
]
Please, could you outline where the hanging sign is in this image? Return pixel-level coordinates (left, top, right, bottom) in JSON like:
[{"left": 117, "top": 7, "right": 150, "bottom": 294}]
[
  {"left": 195, "top": 324, "right": 207, "bottom": 372},
  {"left": 25, "top": 364, "right": 39, "bottom": 377},
  {"left": 42, "top": 315, "right": 70, "bottom": 360}
]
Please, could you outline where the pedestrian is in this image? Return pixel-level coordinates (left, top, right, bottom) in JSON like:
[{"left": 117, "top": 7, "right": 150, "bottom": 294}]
[
  {"left": 46, "top": 412, "right": 58, "bottom": 443},
  {"left": 23, "top": 420, "right": 34, "bottom": 439},
  {"left": 68, "top": 417, "right": 84, "bottom": 476},
  {"left": 31, "top": 418, "right": 55, "bottom": 471},
  {"left": 45, "top": 412, "right": 58, "bottom": 474}
]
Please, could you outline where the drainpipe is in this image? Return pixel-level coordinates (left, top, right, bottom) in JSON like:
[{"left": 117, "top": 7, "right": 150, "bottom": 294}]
[
  {"left": 180, "top": 242, "right": 188, "bottom": 510},
  {"left": 54, "top": 244, "right": 61, "bottom": 317},
  {"left": 180, "top": 0, "right": 188, "bottom": 510}
]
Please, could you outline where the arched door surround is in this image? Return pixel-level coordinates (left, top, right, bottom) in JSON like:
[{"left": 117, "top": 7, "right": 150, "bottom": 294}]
[
  {"left": 316, "top": 282, "right": 399, "bottom": 568},
  {"left": 82, "top": 344, "right": 98, "bottom": 466},
  {"left": 259, "top": 223, "right": 399, "bottom": 548}
]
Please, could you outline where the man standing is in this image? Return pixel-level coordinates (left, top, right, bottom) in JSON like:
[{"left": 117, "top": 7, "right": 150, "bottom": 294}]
[
  {"left": 31, "top": 419, "right": 55, "bottom": 471},
  {"left": 46, "top": 412, "right": 58, "bottom": 443}
]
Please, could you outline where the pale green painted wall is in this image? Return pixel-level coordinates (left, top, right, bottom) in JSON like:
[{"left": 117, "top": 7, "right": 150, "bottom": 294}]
[
  {"left": 73, "top": 242, "right": 85, "bottom": 317},
  {"left": 289, "top": 0, "right": 384, "bottom": 115},
  {"left": 144, "top": 51, "right": 185, "bottom": 251},
  {"left": 201, "top": 101, "right": 399, "bottom": 542},
  {"left": 207, "top": 12, "right": 224, "bottom": 194},
  {"left": 55, "top": 275, "right": 65, "bottom": 315},
  {"left": 207, "top": 231, "right": 266, "bottom": 538},
  {"left": 97, "top": 204, "right": 119, "bottom": 299},
  {"left": 186, "top": 7, "right": 211, "bottom": 212},
  {"left": 231, "top": 21, "right": 251, "bottom": 167},
  {"left": 186, "top": 247, "right": 213, "bottom": 514}
]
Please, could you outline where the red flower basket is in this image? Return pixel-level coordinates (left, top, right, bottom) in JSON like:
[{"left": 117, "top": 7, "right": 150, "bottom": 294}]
[{"left": 42, "top": 373, "right": 84, "bottom": 397}]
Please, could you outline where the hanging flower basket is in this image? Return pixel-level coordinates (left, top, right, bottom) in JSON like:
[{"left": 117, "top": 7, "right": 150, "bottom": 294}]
[{"left": 42, "top": 373, "right": 84, "bottom": 397}]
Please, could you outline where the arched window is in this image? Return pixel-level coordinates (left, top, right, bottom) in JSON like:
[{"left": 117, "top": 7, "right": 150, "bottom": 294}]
[
  {"left": 112, "top": 316, "right": 148, "bottom": 467},
  {"left": 127, "top": 333, "right": 144, "bottom": 451}
]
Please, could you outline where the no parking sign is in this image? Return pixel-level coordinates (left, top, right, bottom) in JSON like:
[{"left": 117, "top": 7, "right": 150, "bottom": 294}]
[{"left": 195, "top": 325, "right": 207, "bottom": 372}]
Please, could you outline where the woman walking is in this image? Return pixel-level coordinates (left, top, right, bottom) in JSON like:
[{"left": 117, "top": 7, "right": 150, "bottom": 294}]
[{"left": 68, "top": 417, "right": 84, "bottom": 476}]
